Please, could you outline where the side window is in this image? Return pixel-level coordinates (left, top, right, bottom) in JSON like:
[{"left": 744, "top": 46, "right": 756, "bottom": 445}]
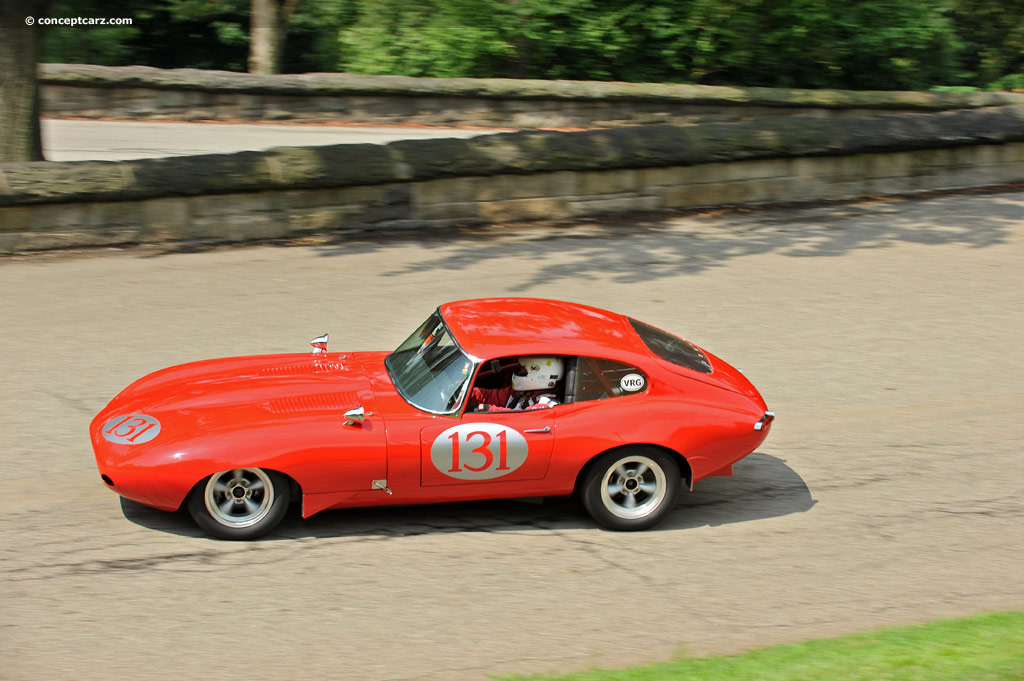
[
  {"left": 628, "top": 318, "right": 712, "bottom": 374},
  {"left": 571, "top": 357, "right": 648, "bottom": 403}
]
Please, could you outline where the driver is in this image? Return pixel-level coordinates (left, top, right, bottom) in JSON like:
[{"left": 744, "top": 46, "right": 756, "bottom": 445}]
[{"left": 469, "top": 357, "right": 564, "bottom": 412}]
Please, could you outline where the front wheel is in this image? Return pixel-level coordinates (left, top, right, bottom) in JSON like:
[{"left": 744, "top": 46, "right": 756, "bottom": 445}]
[
  {"left": 581, "top": 448, "right": 680, "bottom": 531},
  {"left": 188, "top": 468, "right": 290, "bottom": 540}
]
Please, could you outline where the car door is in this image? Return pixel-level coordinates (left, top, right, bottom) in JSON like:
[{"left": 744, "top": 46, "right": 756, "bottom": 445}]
[{"left": 420, "top": 409, "right": 555, "bottom": 487}]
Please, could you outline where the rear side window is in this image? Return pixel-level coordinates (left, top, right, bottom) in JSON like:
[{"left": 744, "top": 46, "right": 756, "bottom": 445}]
[
  {"left": 572, "top": 357, "right": 648, "bottom": 403},
  {"left": 628, "top": 318, "right": 712, "bottom": 374}
]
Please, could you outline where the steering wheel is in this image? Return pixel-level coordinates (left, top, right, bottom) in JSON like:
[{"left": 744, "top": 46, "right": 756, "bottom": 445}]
[
  {"left": 440, "top": 376, "right": 466, "bottom": 411},
  {"left": 444, "top": 385, "right": 465, "bottom": 411}
]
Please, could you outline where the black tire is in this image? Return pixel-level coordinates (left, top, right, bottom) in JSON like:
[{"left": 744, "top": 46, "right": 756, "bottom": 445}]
[
  {"left": 581, "top": 447, "right": 680, "bottom": 531},
  {"left": 188, "top": 468, "right": 290, "bottom": 540}
]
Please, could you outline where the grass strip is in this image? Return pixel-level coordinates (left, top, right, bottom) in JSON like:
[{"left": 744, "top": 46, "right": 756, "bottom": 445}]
[{"left": 501, "top": 611, "right": 1024, "bottom": 681}]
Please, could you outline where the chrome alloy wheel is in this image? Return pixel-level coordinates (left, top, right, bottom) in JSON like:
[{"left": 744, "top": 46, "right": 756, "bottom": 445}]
[
  {"left": 204, "top": 468, "right": 275, "bottom": 529},
  {"left": 598, "top": 455, "right": 668, "bottom": 520}
]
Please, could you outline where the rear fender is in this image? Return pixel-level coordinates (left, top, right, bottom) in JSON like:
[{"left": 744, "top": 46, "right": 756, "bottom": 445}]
[{"left": 573, "top": 443, "right": 693, "bottom": 496}]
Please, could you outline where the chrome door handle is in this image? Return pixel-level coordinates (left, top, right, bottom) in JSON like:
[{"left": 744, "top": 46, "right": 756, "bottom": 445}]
[{"left": 524, "top": 426, "right": 551, "bottom": 433}]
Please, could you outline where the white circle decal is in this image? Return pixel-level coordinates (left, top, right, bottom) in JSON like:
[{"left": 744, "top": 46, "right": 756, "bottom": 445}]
[
  {"left": 101, "top": 414, "right": 161, "bottom": 444},
  {"left": 431, "top": 423, "right": 529, "bottom": 480},
  {"left": 619, "top": 373, "right": 646, "bottom": 392}
]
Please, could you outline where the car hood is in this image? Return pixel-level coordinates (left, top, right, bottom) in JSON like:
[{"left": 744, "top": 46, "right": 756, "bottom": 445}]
[{"left": 95, "top": 352, "right": 379, "bottom": 433}]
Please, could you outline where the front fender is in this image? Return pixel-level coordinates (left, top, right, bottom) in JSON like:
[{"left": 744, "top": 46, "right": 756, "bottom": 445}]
[{"left": 92, "top": 418, "right": 387, "bottom": 512}]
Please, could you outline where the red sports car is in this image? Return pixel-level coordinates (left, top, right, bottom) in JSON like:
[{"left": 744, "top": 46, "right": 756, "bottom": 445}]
[{"left": 91, "top": 298, "right": 773, "bottom": 539}]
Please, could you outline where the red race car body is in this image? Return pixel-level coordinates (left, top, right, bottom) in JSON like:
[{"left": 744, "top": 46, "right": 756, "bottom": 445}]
[{"left": 91, "top": 298, "right": 773, "bottom": 539}]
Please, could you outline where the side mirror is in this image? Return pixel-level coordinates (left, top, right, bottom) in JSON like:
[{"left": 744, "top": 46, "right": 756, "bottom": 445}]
[
  {"left": 344, "top": 406, "right": 373, "bottom": 426},
  {"left": 310, "top": 333, "right": 329, "bottom": 354}
]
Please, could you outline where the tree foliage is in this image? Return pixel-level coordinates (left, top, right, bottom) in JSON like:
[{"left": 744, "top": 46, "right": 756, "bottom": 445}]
[
  {"left": 950, "top": 0, "right": 1024, "bottom": 90},
  {"left": 40, "top": 0, "right": 250, "bottom": 71},
  {"left": 35, "top": 0, "right": 1024, "bottom": 90}
]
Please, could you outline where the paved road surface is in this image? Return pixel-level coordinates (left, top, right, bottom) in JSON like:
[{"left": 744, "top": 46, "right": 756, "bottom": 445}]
[
  {"left": 42, "top": 118, "right": 502, "bottom": 161},
  {"left": 2, "top": 191, "right": 1022, "bottom": 680}
]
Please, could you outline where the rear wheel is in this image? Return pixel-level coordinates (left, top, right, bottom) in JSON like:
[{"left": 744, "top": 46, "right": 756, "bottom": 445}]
[
  {"left": 188, "top": 468, "right": 290, "bottom": 540},
  {"left": 581, "top": 447, "right": 680, "bottom": 531}
]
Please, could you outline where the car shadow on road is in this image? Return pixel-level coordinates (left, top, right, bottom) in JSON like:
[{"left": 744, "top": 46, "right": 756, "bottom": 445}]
[
  {"left": 120, "top": 452, "right": 814, "bottom": 540},
  {"left": 660, "top": 451, "right": 817, "bottom": 531},
  {"left": 120, "top": 497, "right": 209, "bottom": 538}
]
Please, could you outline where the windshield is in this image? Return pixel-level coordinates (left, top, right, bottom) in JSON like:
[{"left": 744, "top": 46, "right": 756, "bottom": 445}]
[{"left": 385, "top": 311, "right": 475, "bottom": 414}]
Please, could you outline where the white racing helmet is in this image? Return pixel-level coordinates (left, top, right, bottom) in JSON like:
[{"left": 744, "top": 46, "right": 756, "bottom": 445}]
[{"left": 512, "top": 357, "right": 565, "bottom": 391}]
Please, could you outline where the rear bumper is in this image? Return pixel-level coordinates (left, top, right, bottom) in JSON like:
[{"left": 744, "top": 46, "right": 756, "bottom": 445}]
[{"left": 754, "top": 411, "right": 775, "bottom": 432}]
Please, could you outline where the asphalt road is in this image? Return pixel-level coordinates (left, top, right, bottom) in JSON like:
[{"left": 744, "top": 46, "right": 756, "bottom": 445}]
[
  {"left": 42, "top": 118, "right": 502, "bottom": 161},
  {"left": 2, "top": 191, "right": 1022, "bottom": 680}
]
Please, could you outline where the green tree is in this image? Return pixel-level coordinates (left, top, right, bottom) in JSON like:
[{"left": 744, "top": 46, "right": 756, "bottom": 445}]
[
  {"left": 336, "top": 0, "right": 962, "bottom": 89},
  {"left": 951, "top": 0, "right": 1024, "bottom": 89},
  {"left": 670, "top": 0, "right": 960, "bottom": 89},
  {"left": 40, "top": 0, "right": 354, "bottom": 73},
  {"left": 280, "top": 0, "right": 356, "bottom": 73},
  {"left": 40, "top": 0, "right": 251, "bottom": 71},
  {"left": 33, "top": 0, "right": 1017, "bottom": 91},
  {"left": 339, "top": 0, "right": 515, "bottom": 77}
]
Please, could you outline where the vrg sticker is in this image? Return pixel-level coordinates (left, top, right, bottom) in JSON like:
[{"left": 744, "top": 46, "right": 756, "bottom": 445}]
[
  {"left": 431, "top": 423, "right": 528, "bottom": 480},
  {"left": 619, "top": 373, "right": 646, "bottom": 392},
  {"left": 101, "top": 414, "right": 161, "bottom": 444}
]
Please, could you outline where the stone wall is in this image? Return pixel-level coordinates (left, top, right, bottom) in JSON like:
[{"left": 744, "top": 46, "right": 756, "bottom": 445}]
[
  {"left": 3, "top": 106, "right": 1023, "bottom": 254},
  {"left": 40, "top": 64, "right": 1024, "bottom": 128}
]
